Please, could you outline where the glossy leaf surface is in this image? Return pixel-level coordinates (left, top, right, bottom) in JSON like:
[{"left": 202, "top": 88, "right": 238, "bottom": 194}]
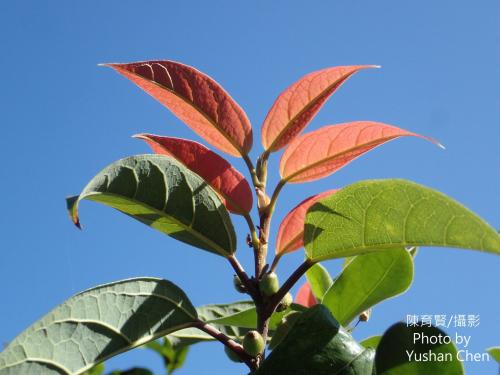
[
  {"left": 375, "top": 323, "right": 463, "bottom": 374},
  {"left": 276, "top": 190, "right": 337, "bottom": 255},
  {"left": 322, "top": 249, "right": 413, "bottom": 326},
  {"left": 135, "top": 134, "right": 252, "bottom": 214},
  {"left": 67, "top": 155, "right": 236, "bottom": 257},
  {"left": 280, "top": 122, "right": 439, "bottom": 183},
  {"left": 0, "top": 278, "right": 197, "bottom": 375},
  {"left": 305, "top": 179, "right": 500, "bottom": 261},
  {"left": 306, "top": 262, "right": 333, "bottom": 302},
  {"left": 255, "top": 305, "right": 375, "bottom": 375},
  {"left": 105, "top": 61, "right": 252, "bottom": 156},
  {"left": 261, "top": 65, "right": 377, "bottom": 152}
]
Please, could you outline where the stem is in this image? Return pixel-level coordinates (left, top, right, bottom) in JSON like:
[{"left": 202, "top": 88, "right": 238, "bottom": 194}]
[
  {"left": 269, "top": 254, "right": 282, "bottom": 273},
  {"left": 265, "top": 259, "right": 314, "bottom": 317},
  {"left": 267, "top": 179, "right": 286, "bottom": 216},
  {"left": 228, "top": 254, "right": 258, "bottom": 299},
  {"left": 196, "top": 321, "right": 257, "bottom": 370},
  {"left": 243, "top": 212, "right": 261, "bottom": 277},
  {"left": 255, "top": 180, "right": 286, "bottom": 279},
  {"left": 243, "top": 153, "right": 262, "bottom": 187}
]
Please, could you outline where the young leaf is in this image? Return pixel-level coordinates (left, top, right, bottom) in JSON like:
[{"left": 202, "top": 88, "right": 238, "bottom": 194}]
[
  {"left": 261, "top": 65, "right": 377, "bottom": 152},
  {"left": 0, "top": 278, "right": 198, "bottom": 375},
  {"left": 375, "top": 323, "right": 464, "bottom": 374},
  {"left": 305, "top": 263, "right": 333, "bottom": 302},
  {"left": 276, "top": 190, "right": 337, "bottom": 255},
  {"left": 255, "top": 305, "right": 375, "bottom": 375},
  {"left": 305, "top": 179, "right": 500, "bottom": 261},
  {"left": 135, "top": 134, "right": 253, "bottom": 214},
  {"left": 104, "top": 61, "right": 252, "bottom": 157},
  {"left": 67, "top": 154, "right": 236, "bottom": 257},
  {"left": 322, "top": 249, "right": 414, "bottom": 326},
  {"left": 280, "top": 121, "right": 441, "bottom": 183},
  {"left": 294, "top": 282, "right": 317, "bottom": 307}
]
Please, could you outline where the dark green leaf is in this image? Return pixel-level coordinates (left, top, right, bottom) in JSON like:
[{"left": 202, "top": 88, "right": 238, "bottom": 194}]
[
  {"left": 67, "top": 154, "right": 236, "bottom": 257},
  {"left": 305, "top": 179, "right": 500, "bottom": 261},
  {"left": 256, "top": 305, "right": 374, "bottom": 375},
  {"left": 109, "top": 368, "right": 153, "bottom": 375},
  {"left": 322, "top": 249, "right": 413, "bottom": 326},
  {"left": 375, "top": 323, "right": 464, "bottom": 375},
  {"left": 0, "top": 278, "right": 197, "bottom": 375},
  {"left": 306, "top": 263, "right": 333, "bottom": 302}
]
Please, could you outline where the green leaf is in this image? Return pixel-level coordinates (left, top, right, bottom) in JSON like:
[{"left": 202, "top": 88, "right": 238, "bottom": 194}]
[
  {"left": 305, "top": 179, "right": 500, "bottom": 261},
  {"left": 199, "top": 301, "right": 305, "bottom": 330},
  {"left": 67, "top": 154, "right": 236, "bottom": 257},
  {"left": 322, "top": 248, "right": 413, "bottom": 326},
  {"left": 375, "top": 323, "right": 464, "bottom": 374},
  {"left": 0, "top": 278, "right": 198, "bottom": 375},
  {"left": 487, "top": 347, "right": 500, "bottom": 363},
  {"left": 82, "top": 364, "right": 104, "bottom": 375},
  {"left": 360, "top": 336, "right": 382, "bottom": 349},
  {"left": 305, "top": 263, "right": 333, "bottom": 302},
  {"left": 255, "top": 305, "right": 374, "bottom": 375},
  {"left": 145, "top": 337, "right": 188, "bottom": 375}
]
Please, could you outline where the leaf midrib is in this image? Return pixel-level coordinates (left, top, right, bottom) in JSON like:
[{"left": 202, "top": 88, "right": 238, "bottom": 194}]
[
  {"left": 283, "top": 136, "right": 400, "bottom": 182},
  {"left": 123, "top": 67, "right": 246, "bottom": 156},
  {"left": 266, "top": 73, "right": 353, "bottom": 152}
]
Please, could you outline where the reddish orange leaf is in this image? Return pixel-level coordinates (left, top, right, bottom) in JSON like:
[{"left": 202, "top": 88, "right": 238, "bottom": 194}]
[
  {"left": 135, "top": 134, "right": 253, "bottom": 214},
  {"left": 105, "top": 61, "right": 253, "bottom": 157},
  {"left": 261, "top": 65, "right": 378, "bottom": 152},
  {"left": 295, "top": 282, "right": 317, "bottom": 308},
  {"left": 280, "top": 121, "right": 442, "bottom": 183},
  {"left": 276, "top": 190, "right": 338, "bottom": 255}
]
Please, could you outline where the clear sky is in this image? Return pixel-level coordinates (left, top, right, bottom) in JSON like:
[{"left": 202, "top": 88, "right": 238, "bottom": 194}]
[{"left": 0, "top": 1, "right": 499, "bottom": 374}]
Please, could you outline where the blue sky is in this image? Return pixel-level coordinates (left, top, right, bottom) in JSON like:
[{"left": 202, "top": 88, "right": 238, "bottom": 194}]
[{"left": 0, "top": 1, "right": 499, "bottom": 374}]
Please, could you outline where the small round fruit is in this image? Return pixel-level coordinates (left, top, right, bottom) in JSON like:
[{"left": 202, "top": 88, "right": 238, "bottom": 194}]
[
  {"left": 224, "top": 345, "right": 243, "bottom": 363},
  {"left": 259, "top": 272, "right": 279, "bottom": 296},
  {"left": 233, "top": 275, "right": 246, "bottom": 293},
  {"left": 242, "top": 330, "right": 265, "bottom": 357},
  {"left": 276, "top": 292, "right": 293, "bottom": 312}
]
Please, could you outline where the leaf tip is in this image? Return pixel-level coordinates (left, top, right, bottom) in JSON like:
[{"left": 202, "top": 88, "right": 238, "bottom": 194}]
[{"left": 66, "top": 195, "right": 82, "bottom": 229}]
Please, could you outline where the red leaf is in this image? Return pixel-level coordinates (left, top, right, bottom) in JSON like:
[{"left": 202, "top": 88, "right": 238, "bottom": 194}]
[
  {"left": 261, "top": 65, "right": 378, "bottom": 152},
  {"left": 135, "top": 134, "right": 253, "bottom": 214},
  {"left": 295, "top": 282, "right": 317, "bottom": 307},
  {"left": 280, "top": 121, "right": 443, "bottom": 183},
  {"left": 276, "top": 190, "right": 338, "bottom": 255},
  {"left": 105, "top": 61, "right": 253, "bottom": 157}
]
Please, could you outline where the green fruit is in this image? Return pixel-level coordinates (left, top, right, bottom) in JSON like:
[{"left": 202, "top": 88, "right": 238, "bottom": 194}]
[
  {"left": 276, "top": 292, "right": 293, "bottom": 312},
  {"left": 243, "top": 330, "right": 265, "bottom": 357},
  {"left": 259, "top": 272, "right": 280, "bottom": 296},
  {"left": 269, "top": 311, "right": 302, "bottom": 350},
  {"left": 233, "top": 275, "right": 246, "bottom": 293},
  {"left": 224, "top": 345, "right": 243, "bottom": 363}
]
